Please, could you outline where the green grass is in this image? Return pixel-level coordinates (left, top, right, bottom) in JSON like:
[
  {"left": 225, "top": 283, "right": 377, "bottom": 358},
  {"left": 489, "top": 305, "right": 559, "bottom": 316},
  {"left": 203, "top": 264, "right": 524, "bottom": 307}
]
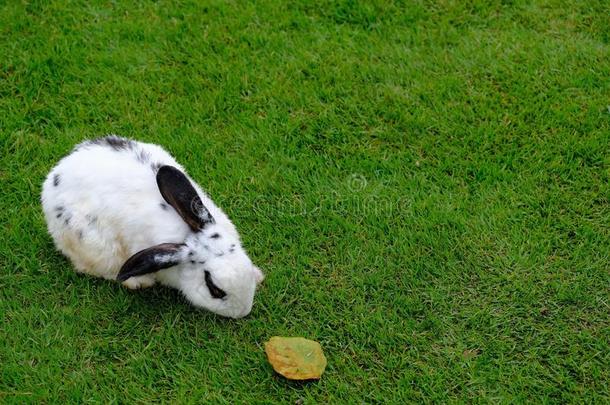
[{"left": 1, "top": 0, "right": 609, "bottom": 402}]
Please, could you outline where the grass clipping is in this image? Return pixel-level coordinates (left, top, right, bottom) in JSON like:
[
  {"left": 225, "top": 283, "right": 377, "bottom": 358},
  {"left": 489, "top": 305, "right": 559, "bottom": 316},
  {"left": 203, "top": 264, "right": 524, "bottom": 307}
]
[{"left": 265, "top": 337, "right": 327, "bottom": 380}]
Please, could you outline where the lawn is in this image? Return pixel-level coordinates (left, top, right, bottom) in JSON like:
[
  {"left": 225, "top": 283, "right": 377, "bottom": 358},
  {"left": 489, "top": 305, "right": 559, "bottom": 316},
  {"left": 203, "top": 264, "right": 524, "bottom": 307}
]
[{"left": 1, "top": 0, "right": 609, "bottom": 402}]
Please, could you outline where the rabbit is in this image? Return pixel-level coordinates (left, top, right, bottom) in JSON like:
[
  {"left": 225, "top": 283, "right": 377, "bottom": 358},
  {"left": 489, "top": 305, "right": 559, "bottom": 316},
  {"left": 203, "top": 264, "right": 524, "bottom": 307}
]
[{"left": 41, "top": 135, "right": 264, "bottom": 318}]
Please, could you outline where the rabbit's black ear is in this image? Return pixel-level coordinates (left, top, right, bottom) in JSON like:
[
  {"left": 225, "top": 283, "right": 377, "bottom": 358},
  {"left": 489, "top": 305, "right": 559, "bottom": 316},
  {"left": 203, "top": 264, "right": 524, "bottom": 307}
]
[
  {"left": 156, "top": 165, "right": 215, "bottom": 232},
  {"left": 117, "top": 243, "right": 185, "bottom": 281}
]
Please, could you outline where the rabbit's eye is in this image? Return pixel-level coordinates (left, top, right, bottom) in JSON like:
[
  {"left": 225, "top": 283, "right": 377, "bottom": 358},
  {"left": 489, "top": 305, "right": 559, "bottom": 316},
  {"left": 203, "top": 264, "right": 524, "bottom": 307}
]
[{"left": 204, "top": 271, "right": 226, "bottom": 299}]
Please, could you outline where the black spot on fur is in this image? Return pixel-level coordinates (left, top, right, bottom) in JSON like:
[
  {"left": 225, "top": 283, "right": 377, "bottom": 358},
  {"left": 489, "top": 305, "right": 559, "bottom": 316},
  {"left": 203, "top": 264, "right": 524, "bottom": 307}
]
[
  {"left": 190, "top": 260, "right": 196, "bottom": 264},
  {"left": 198, "top": 260, "right": 206, "bottom": 264},
  {"left": 86, "top": 214, "right": 97, "bottom": 225},
  {"left": 188, "top": 251, "right": 194, "bottom": 257},
  {"left": 53, "top": 174, "right": 60, "bottom": 187},
  {"left": 135, "top": 149, "right": 150, "bottom": 164},
  {"left": 77, "top": 230, "right": 83, "bottom": 240},
  {"left": 56, "top": 213, "right": 62, "bottom": 219},
  {"left": 215, "top": 252, "right": 224, "bottom": 257},
  {"left": 203, "top": 244, "right": 210, "bottom": 250},
  {"left": 151, "top": 162, "right": 162, "bottom": 173},
  {"left": 105, "top": 136, "right": 131, "bottom": 150},
  {"left": 160, "top": 203, "right": 169, "bottom": 211},
  {"left": 210, "top": 233, "right": 220, "bottom": 239},
  {"left": 229, "top": 245, "right": 235, "bottom": 253},
  {"left": 55, "top": 206, "right": 64, "bottom": 212},
  {"left": 90, "top": 135, "right": 134, "bottom": 151},
  {"left": 64, "top": 218, "right": 70, "bottom": 226}
]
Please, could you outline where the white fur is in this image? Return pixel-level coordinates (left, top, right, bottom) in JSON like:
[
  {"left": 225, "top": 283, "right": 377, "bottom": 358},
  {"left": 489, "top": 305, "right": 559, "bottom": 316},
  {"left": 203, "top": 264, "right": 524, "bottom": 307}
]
[{"left": 41, "top": 136, "right": 263, "bottom": 318}]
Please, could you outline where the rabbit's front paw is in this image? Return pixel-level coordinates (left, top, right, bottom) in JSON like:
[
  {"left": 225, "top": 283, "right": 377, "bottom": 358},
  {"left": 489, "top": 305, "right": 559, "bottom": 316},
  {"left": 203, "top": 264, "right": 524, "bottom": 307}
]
[{"left": 121, "top": 275, "right": 156, "bottom": 290}]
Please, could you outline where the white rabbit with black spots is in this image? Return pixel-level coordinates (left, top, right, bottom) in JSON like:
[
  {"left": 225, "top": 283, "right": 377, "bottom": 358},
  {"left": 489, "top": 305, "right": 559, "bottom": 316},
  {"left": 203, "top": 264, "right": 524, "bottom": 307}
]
[{"left": 41, "top": 135, "right": 264, "bottom": 318}]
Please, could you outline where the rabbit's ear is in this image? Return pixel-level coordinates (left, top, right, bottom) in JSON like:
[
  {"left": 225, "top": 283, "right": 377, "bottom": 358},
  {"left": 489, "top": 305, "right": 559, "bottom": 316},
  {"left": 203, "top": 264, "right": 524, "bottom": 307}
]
[
  {"left": 156, "top": 165, "right": 215, "bottom": 232},
  {"left": 117, "top": 243, "right": 185, "bottom": 281}
]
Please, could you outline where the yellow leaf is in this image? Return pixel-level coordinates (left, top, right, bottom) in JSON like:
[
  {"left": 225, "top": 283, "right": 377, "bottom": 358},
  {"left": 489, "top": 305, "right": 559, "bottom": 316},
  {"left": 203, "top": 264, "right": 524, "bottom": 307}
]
[
  {"left": 462, "top": 349, "right": 480, "bottom": 360},
  {"left": 264, "top": 337, "right": 327, "bottom": 380}
]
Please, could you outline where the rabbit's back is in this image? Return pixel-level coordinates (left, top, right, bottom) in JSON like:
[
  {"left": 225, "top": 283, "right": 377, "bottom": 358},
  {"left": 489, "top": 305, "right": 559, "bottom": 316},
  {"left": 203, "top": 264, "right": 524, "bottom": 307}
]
[{"left": 41, "top": 136, "right": 190, "bottom": 279}]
